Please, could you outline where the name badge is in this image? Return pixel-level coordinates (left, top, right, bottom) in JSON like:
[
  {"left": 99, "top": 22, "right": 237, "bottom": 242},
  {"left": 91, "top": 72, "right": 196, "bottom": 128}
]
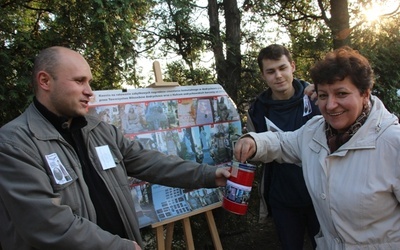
[
  {"left": 45, "top": 153, "right": 73, "bottom": 185},
  {"left": 95, "top": 145, "right": 117, "bottom": 170}
]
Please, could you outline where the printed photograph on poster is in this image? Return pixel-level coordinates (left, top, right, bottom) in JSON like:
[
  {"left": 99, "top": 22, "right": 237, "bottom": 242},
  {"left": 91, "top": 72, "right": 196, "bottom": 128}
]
[
  {"left": 195, "top": 98, "right": 214, "bottom": 125},
  {"left": 129, "top": 178, "right": 158, "bottom": 227},
  {"left": 121, "top": 103, "right": 147, "bottom": 134},
  {"left": 216, "top": 96, "right": 240, "bottom": 122},
  {"left": 89, "top": 105, "right": 122, "bottom": 129},
  {"left": 184, "top": 188, "right": 224, "bottom": 210},
  {"left": 89, "top": 84, "right": 242, "bottom": 228}
]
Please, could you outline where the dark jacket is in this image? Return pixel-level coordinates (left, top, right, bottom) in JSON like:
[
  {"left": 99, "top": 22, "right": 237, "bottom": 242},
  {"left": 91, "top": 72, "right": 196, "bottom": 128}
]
[{"left": 247, "top": 79, "right": 319, "bottom": 221}]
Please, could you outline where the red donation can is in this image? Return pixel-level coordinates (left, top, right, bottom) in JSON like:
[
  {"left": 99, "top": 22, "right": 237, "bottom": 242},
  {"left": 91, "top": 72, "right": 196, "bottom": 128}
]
[{"left": 222, "top": 161, "right": 256, "bottom": 215}]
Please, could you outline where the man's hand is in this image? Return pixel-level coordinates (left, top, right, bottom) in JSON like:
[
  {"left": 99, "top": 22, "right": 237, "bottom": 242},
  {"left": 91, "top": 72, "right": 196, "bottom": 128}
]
[
  {"left": 234, "top": 137, "right": 257, "bottom": 163},
  {"left": 215, "top": 167, "right": 231, "bottom": 186},
  {"left": 133, "top": 241, "right": 142, "bottom": 250}
]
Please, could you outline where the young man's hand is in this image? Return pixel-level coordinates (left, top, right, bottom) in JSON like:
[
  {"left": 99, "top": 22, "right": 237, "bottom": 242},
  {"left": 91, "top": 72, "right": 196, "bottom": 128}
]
[{"left": 304, "top": 84, "right": 317, "bottom": 102}]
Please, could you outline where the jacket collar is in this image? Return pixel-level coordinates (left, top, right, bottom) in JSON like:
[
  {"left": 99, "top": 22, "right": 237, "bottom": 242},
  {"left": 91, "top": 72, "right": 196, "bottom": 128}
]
[
  {"left": 33, "top": 97, "right": 88, "bottom": 132},
  {"left": 251, "top": 79, "right": 308, "bottom": 109},
  {"left": 26, "top": 101, "right": 100, "bottom": 141},
  {"left": 313, "top": 95, "right": 398, "bottom": 154},
  {"left": 26, "top": 103, "right": 62, "bottom": 141}
]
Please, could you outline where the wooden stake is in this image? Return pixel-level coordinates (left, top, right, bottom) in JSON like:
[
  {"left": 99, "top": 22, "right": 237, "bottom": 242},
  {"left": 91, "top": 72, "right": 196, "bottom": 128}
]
[{"left": 148, "top": 61, "right": 179, "bottom": 87}]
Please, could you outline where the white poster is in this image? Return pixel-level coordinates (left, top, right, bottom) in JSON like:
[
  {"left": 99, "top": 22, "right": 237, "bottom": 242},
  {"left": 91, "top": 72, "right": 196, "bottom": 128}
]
[{"left": 89, "top": 84, "right": 242, "bottom": 228}]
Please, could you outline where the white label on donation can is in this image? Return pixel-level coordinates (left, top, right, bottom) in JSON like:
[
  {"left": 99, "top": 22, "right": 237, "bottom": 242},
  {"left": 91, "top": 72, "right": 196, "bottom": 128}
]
[{"left": 231, "top": 161, "right": 239, "bottom": 178}]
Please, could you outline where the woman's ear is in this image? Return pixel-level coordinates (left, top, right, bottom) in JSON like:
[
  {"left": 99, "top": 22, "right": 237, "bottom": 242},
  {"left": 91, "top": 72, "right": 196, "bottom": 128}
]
[
  {"left": 363, "top": 89, "right": 371, "bottom": 108},
  {"left": 363, "top": 89, "right": 371, "bottom": 99}
]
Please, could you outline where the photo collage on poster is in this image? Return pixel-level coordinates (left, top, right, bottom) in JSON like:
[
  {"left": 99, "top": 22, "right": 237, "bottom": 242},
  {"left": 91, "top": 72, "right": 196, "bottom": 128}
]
[{"left": 89, "top": 84, "right": 242, "bottom": 228}]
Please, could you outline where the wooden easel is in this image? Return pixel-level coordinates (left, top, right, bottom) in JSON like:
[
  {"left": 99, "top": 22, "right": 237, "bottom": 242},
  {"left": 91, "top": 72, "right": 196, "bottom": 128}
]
[
  {"left": 148, "top": 61, "right": 179, "bottom": 88},
  {"left": 151, "top": 202, "right": 223, "bottom": 250},
  {"left": 148, "top": 61, "right": 223, "bottom": 250}
]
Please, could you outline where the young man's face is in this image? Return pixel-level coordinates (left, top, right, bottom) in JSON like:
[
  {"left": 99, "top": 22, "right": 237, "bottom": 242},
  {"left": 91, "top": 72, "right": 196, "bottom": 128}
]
[{"left": 261, "top": 55, "right": 295, "bottom": 100}]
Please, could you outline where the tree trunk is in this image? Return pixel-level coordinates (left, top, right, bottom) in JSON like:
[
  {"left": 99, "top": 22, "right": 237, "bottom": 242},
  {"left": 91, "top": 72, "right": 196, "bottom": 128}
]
[
  {"left": 208, "top": 0, "right": 227, "bottom": 86},
  {"left": 208, "top": 0, "right": 241, "bottom": 103},
  {"left": 223, "top": 0, "right": 241, "bottom": 103},
  {"left": 330, "top": 0, "right": 351, "bottom": 49}
]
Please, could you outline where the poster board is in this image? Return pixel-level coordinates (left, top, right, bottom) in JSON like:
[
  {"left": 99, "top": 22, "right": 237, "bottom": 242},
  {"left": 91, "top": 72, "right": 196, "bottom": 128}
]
[{"left": 88, "top": 84, "right": 241, "bottom": 228}]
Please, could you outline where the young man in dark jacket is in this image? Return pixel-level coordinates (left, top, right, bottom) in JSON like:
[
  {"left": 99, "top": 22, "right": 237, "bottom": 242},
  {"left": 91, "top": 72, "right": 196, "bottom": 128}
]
[{"left": 247, "top": 44, "right": 320, "bottom": 250}]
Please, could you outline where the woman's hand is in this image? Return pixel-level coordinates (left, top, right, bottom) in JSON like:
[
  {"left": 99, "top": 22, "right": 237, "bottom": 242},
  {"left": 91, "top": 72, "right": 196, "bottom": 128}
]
[{"left": 234, "top": 137, "right": 257, "bottom": 163}]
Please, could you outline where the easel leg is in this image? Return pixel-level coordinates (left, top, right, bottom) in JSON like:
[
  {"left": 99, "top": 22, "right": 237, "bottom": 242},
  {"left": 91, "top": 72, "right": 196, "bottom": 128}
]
[
  {"left": 155, "top": 226, "right": 165, "bottom": 250},
  {"left": 151, "top": 203, "right": 223, "bottom": 250},
  {"left": 205, "top": 210, "right": 223, "bottom": 250},
  {"left": 165, "top": 222, "right": 175, "bottom": 250},
  {"left": 182, "top": 217, "right": 195, "bottom": 250}
]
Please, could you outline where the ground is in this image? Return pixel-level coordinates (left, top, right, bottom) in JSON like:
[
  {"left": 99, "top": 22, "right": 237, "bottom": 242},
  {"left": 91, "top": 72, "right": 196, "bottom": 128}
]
[
  {"left": 219, "top": 213, "right": 282, "bottom": 249},
  {"left": 141, "top": 206, "right": 314, "bottom": 250},
  {"left": 215, "top": 205, "right": 313, "bottom": 250},
  {"left": 218, "top": 214, "right": 314, "bottom": 250}
]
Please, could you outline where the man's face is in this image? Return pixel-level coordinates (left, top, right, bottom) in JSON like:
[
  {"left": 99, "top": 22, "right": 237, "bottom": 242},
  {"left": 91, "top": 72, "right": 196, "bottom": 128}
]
[
  {"left": 261, "top": 55, "right": 295, "bottom": 99},
  {"left": 46, "top": 50, "right": 94, "bottom": 119}
]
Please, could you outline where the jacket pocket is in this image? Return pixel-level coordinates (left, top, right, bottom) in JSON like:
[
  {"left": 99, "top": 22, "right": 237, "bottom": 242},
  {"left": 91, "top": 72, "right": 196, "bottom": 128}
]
[
  {"left": 96, "top": 146, "right": 129, "bottom": 188},
  {"left": 44, "top": 152, "right": 78, "bottom": 191},
  {"left": 50, "top": 162, "right": 78, "bottom": 191},
  {"left": 48, "top": 162, "right": 80, "bottom": 214},
  {"left": 315, "top": 230, "right": 329, "bottom": 250}
]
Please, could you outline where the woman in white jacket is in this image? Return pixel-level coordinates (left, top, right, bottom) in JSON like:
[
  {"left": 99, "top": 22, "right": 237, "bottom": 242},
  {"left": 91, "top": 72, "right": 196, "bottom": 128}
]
[{"left": 234, "top": 46, "right": 400, "bottom": 250}]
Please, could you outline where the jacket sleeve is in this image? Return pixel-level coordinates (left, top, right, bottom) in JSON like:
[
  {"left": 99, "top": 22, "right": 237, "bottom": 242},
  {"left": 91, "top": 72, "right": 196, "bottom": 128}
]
[
  {"left": 0, "top": 140, "right": 135, "bottom": 250},
  {"left": 248, "top": 130, "right": 303, "bottom": 166},
  {"left": 247, "top": 116, "right": 325, "bottom": 165},
  {"left": 110, "top": 125, "right": 218, "bottom": 189},
  {"left": 246, "top": 110, "right": 256, "bottom": 133}
]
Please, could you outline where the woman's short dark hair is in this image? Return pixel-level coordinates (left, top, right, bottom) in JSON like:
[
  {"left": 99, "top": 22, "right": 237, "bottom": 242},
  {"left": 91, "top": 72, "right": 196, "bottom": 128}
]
[{"left": 310, "top": 46, "right": 374, "bottom": 94}]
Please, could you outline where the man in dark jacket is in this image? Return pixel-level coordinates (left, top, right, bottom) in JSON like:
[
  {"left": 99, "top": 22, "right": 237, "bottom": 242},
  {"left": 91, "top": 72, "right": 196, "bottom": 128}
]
[
  {"left": 0, "top": 46, "right": 230, "bottom": 250},
  {"left": 247, "top": 44, "right": 320, "bottom": 250}
]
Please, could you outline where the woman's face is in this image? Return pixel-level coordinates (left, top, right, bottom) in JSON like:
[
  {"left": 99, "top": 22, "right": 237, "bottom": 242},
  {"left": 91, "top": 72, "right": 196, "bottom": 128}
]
[{"left": 317, "top": 76, "right": 370, "bottom": 133}]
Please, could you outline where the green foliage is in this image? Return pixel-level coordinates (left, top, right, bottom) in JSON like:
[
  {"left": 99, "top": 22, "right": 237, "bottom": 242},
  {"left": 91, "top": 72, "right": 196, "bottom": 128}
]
[
  {"left": 143, "top": 0, "right": 208, "bottom": 67},
  {"left": 235, "top": 50, "right": 265, "bottom": 119},
  {"left": 0, "top": 0, "right": 153, "bottom": 125},
  {"left": 353, "top": 15, "right": 400, "bottom": 116},
  {"left": 164, "top": 61, "right": 216, "bottom": 86}
]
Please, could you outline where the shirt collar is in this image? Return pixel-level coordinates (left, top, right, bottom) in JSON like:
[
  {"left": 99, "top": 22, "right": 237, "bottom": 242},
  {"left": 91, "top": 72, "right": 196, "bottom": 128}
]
[{"left": 33, "top": 97, "right": 87, "bottom": 132}]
